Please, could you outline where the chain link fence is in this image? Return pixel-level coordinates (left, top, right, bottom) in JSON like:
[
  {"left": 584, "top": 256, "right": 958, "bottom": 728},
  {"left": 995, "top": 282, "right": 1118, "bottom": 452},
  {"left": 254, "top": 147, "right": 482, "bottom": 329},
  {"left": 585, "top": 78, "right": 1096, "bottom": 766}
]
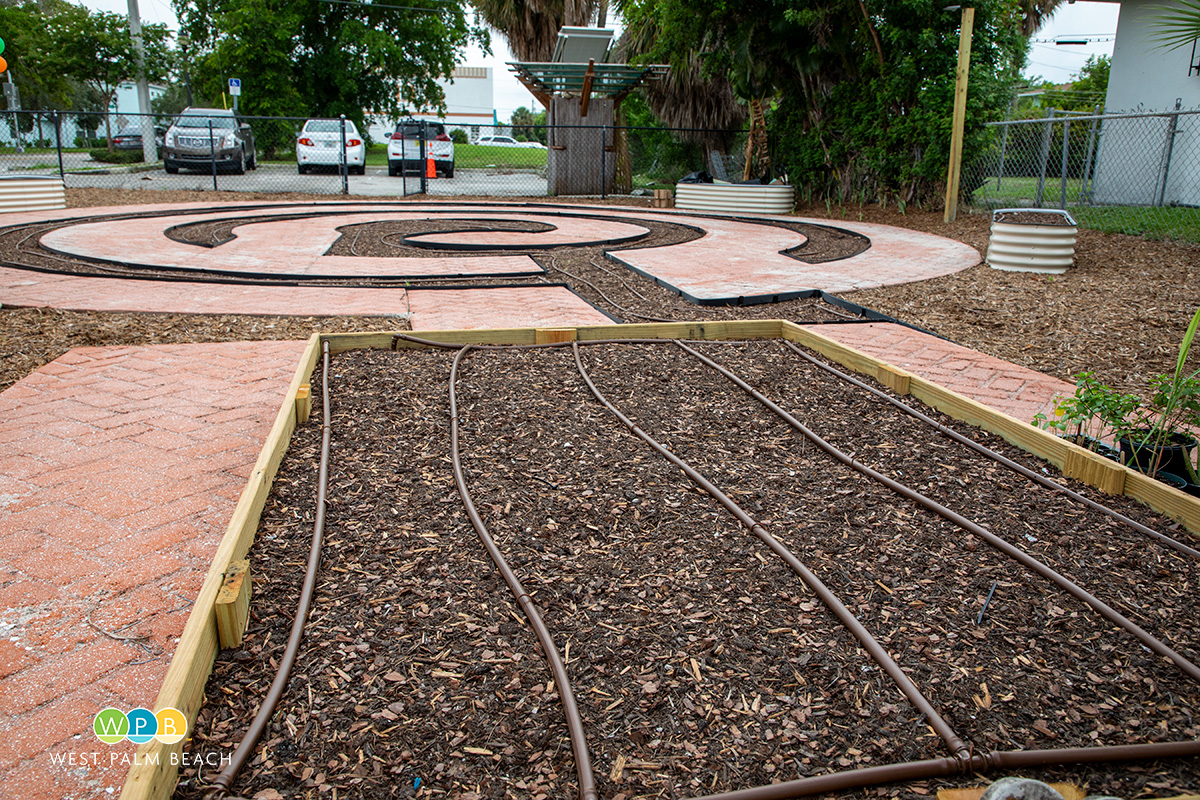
[
  {"left": 968, "top": 108, "right": 1200, "bottom": 241},
  {"left": 1, "top": 110, "right": 745, "bottom": 200}
]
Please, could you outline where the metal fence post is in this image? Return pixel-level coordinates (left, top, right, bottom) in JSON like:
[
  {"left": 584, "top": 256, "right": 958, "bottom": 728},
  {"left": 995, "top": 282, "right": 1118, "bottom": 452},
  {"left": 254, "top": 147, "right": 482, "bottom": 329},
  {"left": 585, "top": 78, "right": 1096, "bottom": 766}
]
[
  {"left": 420, "top": 120, "right": 428, "bottom": 195},
  {"left": 340, "top": 115, "right": 349, "bottom": 195},
  {"left": 208, "top": 118, "right": 218, "bottom": 191},
  {"left": 1035, "top": 107, "right": 1054, "bottom": 208},
  {"left": 600, "top": 124, "right": 607, "bottom": 200},
  {"left": 1059, "top": 117, "right": 1070, "bottom": 209},
  {"left": 1156, "top": 98, "right": 1182, "bottom": 208},
  {"left": 54, "top": 111, "right": 65, "bottom": 179},
  {"left": 1081, "top": 105, "right": 1100, "bottom": 204}
]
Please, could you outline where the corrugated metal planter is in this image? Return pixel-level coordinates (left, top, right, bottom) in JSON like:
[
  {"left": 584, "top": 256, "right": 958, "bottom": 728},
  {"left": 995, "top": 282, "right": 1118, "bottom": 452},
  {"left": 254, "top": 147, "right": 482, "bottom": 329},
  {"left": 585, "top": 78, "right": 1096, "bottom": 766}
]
[
  {"left": 986, "top": 208, "right": 1077, "bottom": 274},
  {"left": 0, "top": 176, "right": 67, "bottom": 214},
  {"left": 675, "top": 183, "right": 795, "bottom": 215}
]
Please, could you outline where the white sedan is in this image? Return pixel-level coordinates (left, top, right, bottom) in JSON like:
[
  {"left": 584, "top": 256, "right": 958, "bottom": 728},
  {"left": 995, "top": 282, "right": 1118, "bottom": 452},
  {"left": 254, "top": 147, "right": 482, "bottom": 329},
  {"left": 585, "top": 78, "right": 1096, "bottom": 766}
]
[
  {"left": 297, "top": 119, "right": 365, "bottom": 174},
  {"left": 477, "top": 134, "right": 545, "bottom": 148}
]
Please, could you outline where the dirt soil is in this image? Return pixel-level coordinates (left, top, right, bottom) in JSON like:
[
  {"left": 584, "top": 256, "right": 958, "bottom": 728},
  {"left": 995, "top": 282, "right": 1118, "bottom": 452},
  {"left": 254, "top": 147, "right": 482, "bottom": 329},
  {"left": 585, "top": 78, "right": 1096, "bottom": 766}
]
[{"left": 174, "top": 342, "right": 1200, "bottom": 800}]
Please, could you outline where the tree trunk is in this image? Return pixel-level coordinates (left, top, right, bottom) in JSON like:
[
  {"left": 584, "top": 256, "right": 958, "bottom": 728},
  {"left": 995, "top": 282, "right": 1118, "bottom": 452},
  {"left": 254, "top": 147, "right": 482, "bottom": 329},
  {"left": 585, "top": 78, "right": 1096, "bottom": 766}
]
[
  {"left": 742, "top": 98, "right": 771, "bottom": 181},
  {"left": 613, "top": 102, "right": 632, "bottom": 194}
]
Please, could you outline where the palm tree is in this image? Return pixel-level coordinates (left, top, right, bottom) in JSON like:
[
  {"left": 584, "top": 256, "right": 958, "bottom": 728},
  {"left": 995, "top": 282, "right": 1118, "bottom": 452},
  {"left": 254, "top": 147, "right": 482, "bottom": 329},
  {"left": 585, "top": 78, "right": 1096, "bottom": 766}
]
[{"left": 472, "top": 0, "right": 602, "bottom": 61}]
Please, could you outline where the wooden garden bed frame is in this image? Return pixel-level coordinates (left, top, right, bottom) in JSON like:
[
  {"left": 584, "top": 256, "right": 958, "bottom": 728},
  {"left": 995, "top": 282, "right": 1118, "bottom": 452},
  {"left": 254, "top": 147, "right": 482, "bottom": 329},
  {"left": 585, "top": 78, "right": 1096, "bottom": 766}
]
[{"left": 118, "top": 319, "right": 1200, "bottom": 800}]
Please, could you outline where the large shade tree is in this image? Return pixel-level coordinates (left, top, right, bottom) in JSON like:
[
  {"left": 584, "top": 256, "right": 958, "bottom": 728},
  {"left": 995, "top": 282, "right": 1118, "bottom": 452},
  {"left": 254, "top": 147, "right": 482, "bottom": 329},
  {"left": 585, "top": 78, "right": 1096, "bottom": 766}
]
[
  {"left": 616, "top": 0, "right": 1032, "bottom": 204},
  {"left": 172, "top": 0, "right": 487, "bottom": 126}
]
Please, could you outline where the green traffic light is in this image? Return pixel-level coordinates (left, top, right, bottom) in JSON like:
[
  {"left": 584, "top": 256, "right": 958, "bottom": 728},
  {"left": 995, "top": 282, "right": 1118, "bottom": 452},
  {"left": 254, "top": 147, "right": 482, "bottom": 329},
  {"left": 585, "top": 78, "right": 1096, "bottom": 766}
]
[{"left": 0, "top": 37, "right": 5, "bottom": 55}]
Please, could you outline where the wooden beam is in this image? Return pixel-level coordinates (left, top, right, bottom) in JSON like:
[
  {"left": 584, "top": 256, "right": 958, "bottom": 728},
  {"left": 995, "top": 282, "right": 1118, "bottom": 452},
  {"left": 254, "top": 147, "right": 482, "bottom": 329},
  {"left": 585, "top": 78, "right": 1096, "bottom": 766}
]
[
  {"left": 580, "top": 59, "right": 596, "bottom": 118},
  {"left": 295, "top": 384, "right": 312, "bottom": 425},
  {"left": 512, "top": 71, "right": 551, "bottom": 108},
  {"left": 535, "top": 327, "right": 577, "bottom": 344},
  {"left": 944, "top": 6, "right": 975, "bottom": 223},
  {"left": 214, "top": 560, "right": 251, "bottom": 649}
]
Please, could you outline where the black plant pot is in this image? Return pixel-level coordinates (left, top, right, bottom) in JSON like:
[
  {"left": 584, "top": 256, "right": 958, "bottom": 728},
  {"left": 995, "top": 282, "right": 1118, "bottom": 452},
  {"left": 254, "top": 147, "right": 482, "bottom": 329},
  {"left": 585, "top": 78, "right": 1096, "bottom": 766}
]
[
  {"left": 1117, "top": 432, "right": 1198, "bottom": 478},
  {"left": 1060, "top": 434, "right": 1122, "bottom": 462}
]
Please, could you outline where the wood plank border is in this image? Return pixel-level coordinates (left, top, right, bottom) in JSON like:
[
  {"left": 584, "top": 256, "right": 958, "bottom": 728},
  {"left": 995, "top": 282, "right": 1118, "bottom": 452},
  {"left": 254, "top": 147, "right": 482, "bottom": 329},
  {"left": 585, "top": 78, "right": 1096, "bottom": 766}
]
[
  {"left": 120, "top": 318, "right": 1200, "bottom": 799},
  {"left": 120, "top": 333, "right": 323, "bottom": 800}
]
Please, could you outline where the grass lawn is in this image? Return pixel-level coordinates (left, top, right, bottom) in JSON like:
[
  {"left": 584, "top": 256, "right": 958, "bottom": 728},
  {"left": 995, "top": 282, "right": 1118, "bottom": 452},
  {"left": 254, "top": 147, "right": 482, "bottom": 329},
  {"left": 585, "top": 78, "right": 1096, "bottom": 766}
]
[
  {"left": 363, "top": 143, "right": 547, "bottom": 170},
  {"left": 971, "top": 174, "right": 1200, "bottom": 242}
]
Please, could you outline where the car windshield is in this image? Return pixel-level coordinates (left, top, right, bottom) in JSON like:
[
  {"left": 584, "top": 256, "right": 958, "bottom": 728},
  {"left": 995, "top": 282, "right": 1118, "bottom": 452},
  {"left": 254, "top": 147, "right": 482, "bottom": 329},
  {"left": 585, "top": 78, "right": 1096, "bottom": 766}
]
[
  {"left": 394, "top": 123, "right": 442, "bottom": 137},
  {"left": 305, "top": 120, "right": 357, "bottom": 134},
  {"left": 116, "top": 127, "right": 142, "bottom": 136},
  {"left": 175, "top": 113, "right": 236, "bottom": 130}
]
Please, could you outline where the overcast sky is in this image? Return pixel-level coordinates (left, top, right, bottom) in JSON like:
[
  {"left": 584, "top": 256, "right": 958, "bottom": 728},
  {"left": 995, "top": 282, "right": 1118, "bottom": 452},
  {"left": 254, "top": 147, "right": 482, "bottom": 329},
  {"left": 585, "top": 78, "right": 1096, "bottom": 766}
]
[{"left": 84, "top": 0, "right": 1120, "bottom": 121}]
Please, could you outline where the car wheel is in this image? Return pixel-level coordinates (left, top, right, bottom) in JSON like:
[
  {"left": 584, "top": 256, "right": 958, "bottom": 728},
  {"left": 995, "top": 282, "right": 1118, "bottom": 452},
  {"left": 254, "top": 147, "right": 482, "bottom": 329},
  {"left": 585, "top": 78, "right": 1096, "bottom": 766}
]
[
  {"left": 387, "top": 160, "right": 399, "bottom": 177},
  {"left": 444, "top": 162, "right": 454, "bottom": 179},
  {"left": 298, "top": 164, "right": 307, "bottom": 175},
  {"left": 164, "top": 160, "right": 179, "bottom": 175},
  {"left": 232, "top": 148, "right": 246, "bottom": 175},
  {"left": 248, "top": 151, "right": 257, "bottom": 170},
  {"left": 355, "top": 165, "right": 365, "bottom": 175}
]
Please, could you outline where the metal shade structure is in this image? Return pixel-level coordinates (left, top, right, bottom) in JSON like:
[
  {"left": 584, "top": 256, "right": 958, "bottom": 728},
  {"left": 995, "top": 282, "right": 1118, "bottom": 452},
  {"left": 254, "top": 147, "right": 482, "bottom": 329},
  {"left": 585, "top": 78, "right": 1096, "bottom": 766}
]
[
  {"left": 551, "top": 26, "right": 615, "bottom": 64},
  {"left": 507, "top": 61, "right": 669, "bottom": 109}
]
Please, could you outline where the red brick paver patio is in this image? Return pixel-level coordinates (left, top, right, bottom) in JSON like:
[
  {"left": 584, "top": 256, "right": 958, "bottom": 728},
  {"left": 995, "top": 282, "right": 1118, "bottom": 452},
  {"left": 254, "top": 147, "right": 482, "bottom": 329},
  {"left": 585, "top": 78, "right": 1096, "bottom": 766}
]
[
  {"left": 0, "top": 341, "right": 306, "bottom": 800},
  {"left": 807, "top": 322, "right": 1075, "bottom": 423}
]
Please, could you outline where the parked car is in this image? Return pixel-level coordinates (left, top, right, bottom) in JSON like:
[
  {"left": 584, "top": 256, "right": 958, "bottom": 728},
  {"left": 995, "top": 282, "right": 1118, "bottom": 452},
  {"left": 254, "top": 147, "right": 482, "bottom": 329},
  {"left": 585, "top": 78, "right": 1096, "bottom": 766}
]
[
  {"left": 112, "top": 124, "right": 165, "bottom": 152},
  {"left": 477, "top": 134, "right": 545, "bottom": 149},
  {"left": 162, "top": 108, "right": 257, "bottom": 175},
  {"left": 297, "top": 118, "right": 365, "bottom": 174},
  {"left": 386, "top": 120, "right": 454, "bottom": 178}
]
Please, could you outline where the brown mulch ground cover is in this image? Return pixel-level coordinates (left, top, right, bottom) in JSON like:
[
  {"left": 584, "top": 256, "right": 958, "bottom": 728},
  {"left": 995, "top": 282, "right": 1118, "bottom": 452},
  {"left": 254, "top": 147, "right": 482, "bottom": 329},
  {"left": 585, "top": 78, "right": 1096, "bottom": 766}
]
[{"left": 174, "top": 342, "right": 1200, "bottom": 800}]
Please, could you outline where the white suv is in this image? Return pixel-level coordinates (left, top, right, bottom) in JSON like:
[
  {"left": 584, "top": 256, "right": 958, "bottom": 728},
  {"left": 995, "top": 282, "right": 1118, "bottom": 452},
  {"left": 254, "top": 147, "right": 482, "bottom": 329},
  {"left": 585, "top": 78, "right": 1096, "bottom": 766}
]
[{"left": 386, "top": 120, "right": 454, "bottom": 178}]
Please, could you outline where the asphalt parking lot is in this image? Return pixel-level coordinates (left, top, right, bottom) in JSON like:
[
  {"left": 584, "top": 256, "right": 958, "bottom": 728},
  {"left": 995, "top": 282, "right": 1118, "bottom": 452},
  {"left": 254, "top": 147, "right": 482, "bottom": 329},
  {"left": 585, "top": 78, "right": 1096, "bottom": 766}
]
[{"left": 43, "top": 161, "right": 549, "bottom": 197}]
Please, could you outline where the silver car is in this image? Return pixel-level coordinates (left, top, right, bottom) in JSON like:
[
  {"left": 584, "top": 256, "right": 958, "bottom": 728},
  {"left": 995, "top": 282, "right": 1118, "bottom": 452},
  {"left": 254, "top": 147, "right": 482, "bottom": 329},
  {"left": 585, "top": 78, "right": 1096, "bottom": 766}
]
[{"left": 163, "top": 108, "right": 257, "bottom": 175}]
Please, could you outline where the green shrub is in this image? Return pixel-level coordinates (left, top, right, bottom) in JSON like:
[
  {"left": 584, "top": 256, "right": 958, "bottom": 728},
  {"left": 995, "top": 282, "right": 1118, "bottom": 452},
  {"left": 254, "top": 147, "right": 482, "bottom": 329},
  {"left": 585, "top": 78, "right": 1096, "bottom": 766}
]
[
  {"left": 88, "top": 148, "right": 148, "bottom": 164},
  {"left": 449, "top": 128, "right": 468, "bottom": 145}
]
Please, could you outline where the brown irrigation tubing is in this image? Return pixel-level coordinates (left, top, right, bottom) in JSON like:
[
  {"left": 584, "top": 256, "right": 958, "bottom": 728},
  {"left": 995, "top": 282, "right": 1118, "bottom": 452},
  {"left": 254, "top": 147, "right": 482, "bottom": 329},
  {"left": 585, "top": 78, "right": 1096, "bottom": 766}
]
[
  {"left": 689, "top": 740, "right": 1200, "bottom": 800},
  {"left": 206, "top": 341, "right": 334, "bottom": 800},
  {"left": 569, "top": 342, "right": 972, "bottom": 762},
  {"left": 778, "top": 340, "right": 1200, "bottom": 561},
  {"left": 447, "top": 345, "right": 598, "bottom": 800},
  {"left": 675, "top": 340, "right": 1200, "bottom": 685}
]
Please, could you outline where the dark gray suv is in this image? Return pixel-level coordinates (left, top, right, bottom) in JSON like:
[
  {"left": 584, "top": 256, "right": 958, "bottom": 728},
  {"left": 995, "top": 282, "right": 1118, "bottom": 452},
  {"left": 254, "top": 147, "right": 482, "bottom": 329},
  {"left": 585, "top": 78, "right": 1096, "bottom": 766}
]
[{"left": 163, "top": 108, "right": 257, "bottom": 174}]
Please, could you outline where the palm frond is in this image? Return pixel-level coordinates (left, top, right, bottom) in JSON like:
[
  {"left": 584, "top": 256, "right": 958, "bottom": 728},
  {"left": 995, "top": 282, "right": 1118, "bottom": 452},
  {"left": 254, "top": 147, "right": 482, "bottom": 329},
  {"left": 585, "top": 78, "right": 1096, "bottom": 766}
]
[{"left": 1149, "top": 0, "right": 1200, "bottom": 50}]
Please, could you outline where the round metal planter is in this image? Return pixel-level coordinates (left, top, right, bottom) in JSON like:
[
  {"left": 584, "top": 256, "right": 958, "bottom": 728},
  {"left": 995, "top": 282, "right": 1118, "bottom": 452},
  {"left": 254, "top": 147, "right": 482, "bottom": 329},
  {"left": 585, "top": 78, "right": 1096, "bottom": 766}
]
[{"left": 986, "top": 207, "right": 1077, "bottom": 274}]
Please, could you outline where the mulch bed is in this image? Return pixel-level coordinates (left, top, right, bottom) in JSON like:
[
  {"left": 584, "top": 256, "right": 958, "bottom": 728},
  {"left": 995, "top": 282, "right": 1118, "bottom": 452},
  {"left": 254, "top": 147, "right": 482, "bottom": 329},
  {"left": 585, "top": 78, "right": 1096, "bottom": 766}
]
[{"left": 173, "top": 341, "right": 1200, "bottom": 800}]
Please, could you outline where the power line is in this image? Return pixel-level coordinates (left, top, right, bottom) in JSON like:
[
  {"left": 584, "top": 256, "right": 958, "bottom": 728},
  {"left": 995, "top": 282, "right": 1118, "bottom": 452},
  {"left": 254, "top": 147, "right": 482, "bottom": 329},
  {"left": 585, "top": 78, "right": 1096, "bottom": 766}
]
[{"left": 317, "top": 0, "right": 451, "bottom": 13}]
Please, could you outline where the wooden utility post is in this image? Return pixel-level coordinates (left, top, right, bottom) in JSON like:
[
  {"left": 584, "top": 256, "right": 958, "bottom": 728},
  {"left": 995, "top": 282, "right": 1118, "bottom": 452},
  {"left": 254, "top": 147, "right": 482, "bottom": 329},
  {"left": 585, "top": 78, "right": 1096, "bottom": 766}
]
[{"left": 944, "top": 6, "right": 975, "bottom": 223}]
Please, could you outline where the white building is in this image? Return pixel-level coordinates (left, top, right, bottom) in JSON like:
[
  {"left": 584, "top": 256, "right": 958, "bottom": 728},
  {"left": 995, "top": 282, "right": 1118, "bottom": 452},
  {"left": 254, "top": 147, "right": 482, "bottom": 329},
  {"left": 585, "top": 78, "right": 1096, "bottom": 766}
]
[
  {"left": 369, "top": 67, "right": 497, "bottom": 141},
  {"left": 1089, "top": 0, "right": 1200, "bottom": 206}
]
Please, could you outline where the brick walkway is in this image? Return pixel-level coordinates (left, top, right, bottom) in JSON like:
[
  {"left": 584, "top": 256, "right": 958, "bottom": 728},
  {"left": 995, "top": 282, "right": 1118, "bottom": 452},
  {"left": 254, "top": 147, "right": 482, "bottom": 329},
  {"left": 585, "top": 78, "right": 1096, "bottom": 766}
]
[
  {"left": 807, "top": 322, "right": 1074, "bottom": 423},
  {"left": 3, "top": 202, "right": 979, "bottom": 319},
  {"left": 0, "top": 341, "right": 305, "bottom": 800}
]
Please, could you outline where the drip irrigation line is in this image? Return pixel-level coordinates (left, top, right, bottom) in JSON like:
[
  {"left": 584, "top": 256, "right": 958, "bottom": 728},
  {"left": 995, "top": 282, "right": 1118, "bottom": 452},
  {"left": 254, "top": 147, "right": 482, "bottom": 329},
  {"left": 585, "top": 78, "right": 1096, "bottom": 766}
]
[
  {"left": 779, "top": 341, "right": 1200, "bottom": 561},
  {"left": 205, "top": 341, "right": 334, "bottom": 800},
  {"left": 446, "top": 345, "right": 598, "bottom": 800},
  {"left": 569, "top": 342, "right": 972, "bottom": 762},
  {"left": 676, "top": 340, "right": 1200, "bottom": 685},
  {"left": 586, "top": 257, "right": 648, "bottom": 301},
  {"left": 688, "top": 740, "right": 1200, "bottom": 800},
  {"left": 549, "top": 258, "right": 676, "bottom": 323}
]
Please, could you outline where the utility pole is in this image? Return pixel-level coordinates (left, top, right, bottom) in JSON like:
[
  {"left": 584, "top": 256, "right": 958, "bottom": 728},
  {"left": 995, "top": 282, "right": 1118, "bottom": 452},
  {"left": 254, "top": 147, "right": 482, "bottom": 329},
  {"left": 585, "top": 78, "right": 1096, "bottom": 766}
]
[{"left": 126, "top": 0, "right": 158, "bottom": 164}]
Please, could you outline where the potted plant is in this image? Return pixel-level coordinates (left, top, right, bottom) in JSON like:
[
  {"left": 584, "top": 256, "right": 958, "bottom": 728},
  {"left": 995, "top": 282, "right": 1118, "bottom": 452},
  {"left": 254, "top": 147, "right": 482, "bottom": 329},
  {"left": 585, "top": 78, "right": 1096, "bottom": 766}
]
[{"left": 1037, "top": 306, "right": 1200, "bottom": 490}]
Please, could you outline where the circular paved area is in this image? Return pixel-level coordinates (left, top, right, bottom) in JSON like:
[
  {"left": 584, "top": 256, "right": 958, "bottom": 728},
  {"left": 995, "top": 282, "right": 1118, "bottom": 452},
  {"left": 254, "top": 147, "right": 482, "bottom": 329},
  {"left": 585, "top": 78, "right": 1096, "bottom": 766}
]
[{"left": 1, "top": 201, "right": 979, "bottom": 325}]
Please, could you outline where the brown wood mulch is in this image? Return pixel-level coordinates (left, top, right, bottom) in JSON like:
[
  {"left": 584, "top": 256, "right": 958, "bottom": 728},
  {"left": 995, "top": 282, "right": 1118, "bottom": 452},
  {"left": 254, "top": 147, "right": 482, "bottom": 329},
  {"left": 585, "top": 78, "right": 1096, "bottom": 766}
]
[{"left": 173, "top": 342, "right": 1200, "bottom": 800}]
